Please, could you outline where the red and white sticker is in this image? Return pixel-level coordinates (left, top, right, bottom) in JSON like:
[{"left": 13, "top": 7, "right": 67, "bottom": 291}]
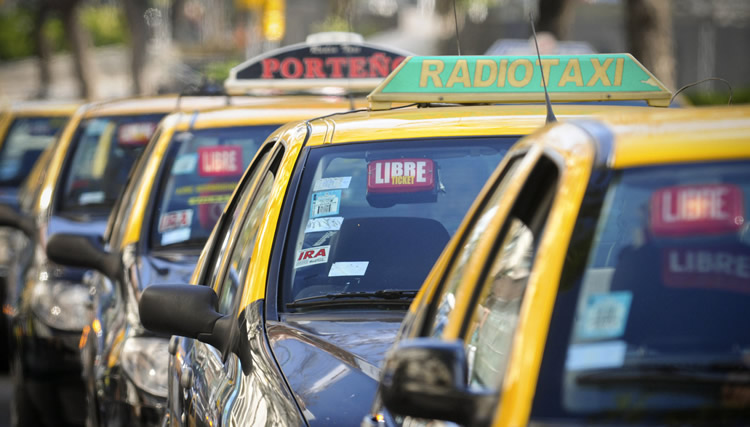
[
  {"left": 118, "top": 122, "right": 157, "bottom": 146},
  {"left": 159, "top": 209, "right": 193, "bottom": 232},
  {"left": 367, "top": 159, "right": 434, "bottom": 193},
  {"left": 651, "top": 184, "right": 745, "bottom": 236},
  {"left": 294, "top": 245, "right": 330, "bottom": 268},
  {"left": 198, "top": 146, "right": 243, "bottom": 177},
  {"left": 662, "top": 247, "right": 750, "bottom": 293}
]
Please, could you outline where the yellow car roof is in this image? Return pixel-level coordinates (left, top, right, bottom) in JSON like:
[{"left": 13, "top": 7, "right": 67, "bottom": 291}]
[
  {"left": 4, "top": 100, "right": 81, "bottom": 117},
  {"left": 81, "top": 94, "right": 241, "bottom": 118}
]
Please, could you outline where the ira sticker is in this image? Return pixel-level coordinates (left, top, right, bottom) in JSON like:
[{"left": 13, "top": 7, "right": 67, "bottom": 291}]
[
  {"left": 565, "top": 340, "right": 626, "bottom": 372},
  {"left": 650, "top": 183, "right": 745, "bottom": 236},
  {"left": 305, "top": 217, "right": 344, "bottom": 233},
  {"left": 159, "top": 209, "right": 193, "bottom": 233},
  {"left": 368, "top": 158, "right": 434, "bottom": 193},
  {"left": 576, "top": 292, "right": 632, "bottom": 340},
  {"left": 295, "top": 245, "right": 330, "bottom": 268},
  {"left": 329, "top": 261, "right": 369, "bottom": 277},
  {"left": 79, "top": 191, "right": 105, "bottom": 205},
  {"left": 198, "top": 146, "right": 243, "bottom": 177},
  {"left": 172, "top": 153, "right": 198, "bottom": 175},
  {"left": 310, "top": 190, "right": 341, "bottom": 218},
  {"left": 313, "top": 176, "right": 352, "bottom": 192},
  {"left": 161, "top": 227, "right": 191, "bottom": 246}
]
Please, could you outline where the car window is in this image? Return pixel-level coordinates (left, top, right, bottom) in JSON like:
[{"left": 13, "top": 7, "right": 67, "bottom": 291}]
[{"left": 0, "top": 116, "right": 68, "bottom": 187}]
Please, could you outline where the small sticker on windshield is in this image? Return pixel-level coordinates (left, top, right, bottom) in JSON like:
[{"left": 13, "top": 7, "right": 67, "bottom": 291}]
[
  {"left": 576, "top": 292, "right": 632, "bottom": 340},
  {"left": 329, "top": 261, "right": 369, "bottom": 277},
  {"left": 295, "top": 245, "right": 330, "bottom": 268},
  {"left": 79, "top": 191, "right": 105, "bottom": 205},
  {"left": 305, "top": 216, "right": 343, "bottom": 233},
  {"left": 565, "top": 340, "right": 626, "bottom": 371},
  {"left": 310, "top": 190, "right": 341, "bottom": 218},
  {"left": 172, "top": 153, "right": 198, "bottom": 175},
  {"left": 161, "top": 227, "right": 191, "bottom": 246},
  {"left": 313, "top": 176, "right": 352, "bottom": 191},
  {"left": 159, "top": 209, "right": 193, "bottom": 232}
]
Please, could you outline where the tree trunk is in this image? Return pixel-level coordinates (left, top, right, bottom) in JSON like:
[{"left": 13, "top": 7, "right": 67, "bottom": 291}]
[
  {"left": 626, "top": 0, "right": 676, "bottom": 90},
  {"left": 33, "top": 6, "right": 52, "bottom": 99},
  {"left": 537, "top": 0, "right": 576, "bottom": 40},
  {"left": 122, "top": 0, "right": 149, "bottom": 95},
  {"left": 60, "top": 1, "right": 96, "bottom": 99}
]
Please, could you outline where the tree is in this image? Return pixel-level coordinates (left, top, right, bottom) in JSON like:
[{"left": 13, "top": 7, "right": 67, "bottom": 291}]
[
  {"left": 536, "top": 0, "right": 576, "bottom": 40},
  {"left": 626, "top": 0, "right": 676, "bottom": 90},
  {"left": 122, "top": 0, "right": 149, "bottom": 95}
]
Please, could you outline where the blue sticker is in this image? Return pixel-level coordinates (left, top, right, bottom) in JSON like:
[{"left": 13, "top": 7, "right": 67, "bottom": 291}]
[
  {"left": 172, "top": 153, "right": 198, "bottom": 175},
  {"left": 310, "top": 190, "right": 341, "bottom": 218},
  {"left": 576, "top": 291, "right": 633, "bottom": 341}
]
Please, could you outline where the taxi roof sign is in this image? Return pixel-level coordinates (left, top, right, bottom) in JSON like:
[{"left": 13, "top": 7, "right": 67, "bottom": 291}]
[
  {"left": 367, "top": 54, "right": 672, "bottom": 110},
  {"left": 224, "top": 36, "right": 410, "bottom": 95}
]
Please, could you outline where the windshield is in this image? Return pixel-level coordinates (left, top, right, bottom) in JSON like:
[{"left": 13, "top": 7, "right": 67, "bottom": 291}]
[
  {"left": 150, "top": 125, "right": 277, "bottom": 249},
  {"left": 281, "top": 137, "right": 517, "bottom": 309},
  {"left": 59, "top": 114, "right": 163, "bottom": 212},
  {"left": 532, "top": 161, "right": 750, "bottom": 423},
  {"left": 0, "top": 116, "right": 68, "bottom": 187}
]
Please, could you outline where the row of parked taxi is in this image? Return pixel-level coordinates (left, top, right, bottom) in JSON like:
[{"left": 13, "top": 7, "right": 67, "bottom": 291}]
[{"left": 1, "top": 33, "right": 749, "bottom": 427}]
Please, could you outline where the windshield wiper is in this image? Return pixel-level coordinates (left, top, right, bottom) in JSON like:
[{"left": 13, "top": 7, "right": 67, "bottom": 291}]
[
  {"left": 286, "top": 289, "right": 417, "bottom": 309},
  {"left": 577, "top": 362, "right": 750, "bottom": 386}
]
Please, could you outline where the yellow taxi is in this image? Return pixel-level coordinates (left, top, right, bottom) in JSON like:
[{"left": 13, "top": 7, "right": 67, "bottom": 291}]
[
  {"left": 139, "top": 54, "right": 675, "bottom": 427},
  {"left": 368, "top": 105, "right": 750, "bottom": 426}
]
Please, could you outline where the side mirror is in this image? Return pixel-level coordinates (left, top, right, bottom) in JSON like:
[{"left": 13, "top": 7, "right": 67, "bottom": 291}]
[
  {"left": 46, "top": 233, "right": 120, "bottom": 280},
  {"left": 380, "top": 338, "right": 496, "bottom": 426},
  {"left": 0, "top": 203, "right": 35, "bottom": 238},
  {"left": 139, "top": 285, "right": 236, "bottom": 356}
]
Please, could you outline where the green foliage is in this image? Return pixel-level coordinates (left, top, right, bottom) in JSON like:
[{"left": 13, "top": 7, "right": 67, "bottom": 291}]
[
  {"left": 0, "top": 8, "right": 35, "bottom": 60},
  {"left": 80, "top": 5, "right": 128, "bottom": 47},
  {"left": 686, "top": 87, "right": 750, "bottom": 105},
  {"left": 203, "top": 60, "right": 241, "bottom": 83},
  {"left": 312, "top": 15, "right": 350, "bottom": 33}
]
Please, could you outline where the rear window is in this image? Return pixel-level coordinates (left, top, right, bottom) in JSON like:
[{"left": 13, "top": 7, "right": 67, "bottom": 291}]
[{"left": 0, "top": 116, "right": 68, "bottom": 187}]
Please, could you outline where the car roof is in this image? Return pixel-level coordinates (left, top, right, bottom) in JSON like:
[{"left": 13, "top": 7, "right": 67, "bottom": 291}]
[
  {"left": 80, "top": 94, "right": 238, "bottom": 118},
  {"left": 4, "top": 99, "right": 81, "bottom": 116}
]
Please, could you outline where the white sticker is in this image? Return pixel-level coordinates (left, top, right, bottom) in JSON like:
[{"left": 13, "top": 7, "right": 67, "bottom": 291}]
[
  {"left": 565, "top": 340, "right": 627, "bottom": 371},
  {"left": 159, "top": 209, "right": 193, "bottom": 232},
  {"left": 79, "top": 191, "right": 105, "bottom": 205},
  {"left": 172, "top": 153, "right": 198, "bottom": 175},
  {"left": 329, "top": 261, "right": 369, "bottom": 277},
  {"left": 576, "top": 292, "right": 632, "bottom": 340},
  {"left": 295, "top": 245, "right": 330, "bottom": 268},
  {"left": 313, "top": 176, "right": 351, "bottom": 191},
  {"left": 313, "top": 231, "right": 336, "bottom": 247},
  {"left": 310, "top": 190, "right": 341, "bottom": 218},
  {"left": 305, "top": 217, "right": 343, "bottom": 233},
  {"left": 161, "top": 227, "right": 191, "bottom": 246}
]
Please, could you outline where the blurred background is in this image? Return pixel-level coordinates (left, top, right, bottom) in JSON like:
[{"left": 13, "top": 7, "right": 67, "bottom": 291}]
[{"left": 0, "top": 0, "right": 748, "bottom": 105}]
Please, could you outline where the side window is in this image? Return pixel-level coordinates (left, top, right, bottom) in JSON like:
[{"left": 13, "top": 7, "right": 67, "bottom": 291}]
[
  {"left": 427, "top": 156, "right": 524, "bottom": 338},
  {"left": 463, "top": 156, "right": 559, "bottom": 390}
]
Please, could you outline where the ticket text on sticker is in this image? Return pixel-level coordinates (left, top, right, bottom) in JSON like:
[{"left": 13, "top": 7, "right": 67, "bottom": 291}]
[
  {"left": 367, "top": 158, "right": 434, "bottom": 193},
  {"left": 651, "top": 184, "right": 745, "bottom": 236},
  {"left": 310, "top": 190, "right": 341, "bottom": 218},
  {"left": 159, "top": 209, "right": 194, "bottom": 232},
  {"left": 295, "top": 245, "right": 330, "bottom": 268},
  {"left": 198, "top": 146, "right": 243, "bottom": 177}
]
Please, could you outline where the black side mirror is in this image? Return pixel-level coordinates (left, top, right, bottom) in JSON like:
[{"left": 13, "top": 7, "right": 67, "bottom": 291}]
[
  {"left": 46, "top": 233, "right": 120, "bottom": 280},
  {"left": 139, "top": 285, "right": 236, "bottom": 357},
  {"left": 0, "top": 203, "right": 35, "bottom": 238},
  {"left": 380, "top": 338, "right": 497, "bottom": 426}
]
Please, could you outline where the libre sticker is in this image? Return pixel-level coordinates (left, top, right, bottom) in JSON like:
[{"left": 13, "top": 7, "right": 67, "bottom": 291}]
[
  {"left": 329, "top": 261, "right": 369, "bottom": 277},
  {"left": 159, "top": 209, "right": 193, "bottom": 233},
  {"left": 305, "top": 217, "right": 344, "bottom": 233},
  {"left": 79, "top": 191, "right": 105, "bottom": 205},
  {"left": 565, "top": 340, "right": 627, "bottom": 371},
  {"left": 295, "top": 245, "right": 330, "bottom": 268},
  {"left": 650, "top": 183, "right": 744, "bottom": 236},
  {"left": 161, "top": 227, "right": 191, "bottom": 246},
  {"left": 313, "top": 176, "right": 352, "bottom": 191},
  {"left": 576, "top": 292, "right": 632, "bottom": 340},
  {"left": 367, "top": 158, "right": 435, "bottom": 193},
  {"left": 198, "top": 146, "right": 243, "bottom": 177},
  {"left": 310, "top": 190, "right": 341, "bottom": 218},
  {"left": 172, "top": 153, "right": 198, "bottom": 175}
]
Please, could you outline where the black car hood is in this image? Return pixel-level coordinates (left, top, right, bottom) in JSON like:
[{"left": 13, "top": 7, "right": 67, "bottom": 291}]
[{"left": 268, "top": 311, "right": 405, "bottom": 426}]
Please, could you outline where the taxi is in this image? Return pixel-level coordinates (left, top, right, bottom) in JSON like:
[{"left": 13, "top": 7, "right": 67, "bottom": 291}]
[
  {"left": 43, "top": 36, "right": 402, "bottom": 427},
  {"left": 366, "top": 105, "right": 750, "bottom": 426},
  {"left": 138, "top": 53, "right": 673, "bottom": 426},
  {"left": 0, "top": 94, "right": 234, "bottom": 427}
]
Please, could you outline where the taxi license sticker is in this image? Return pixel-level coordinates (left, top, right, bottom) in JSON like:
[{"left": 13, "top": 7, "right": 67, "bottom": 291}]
[
  {"left": 651, "top": 183, "right": 745, "bottom": 236},
  {"left": 305, "top": 217, "right": 344, "bottom": 233},
  {"left": 310, "top": 190, "right": 341, "bottom": 218},
  {"left": 576, "top": 292, "right": 632, "bottom": 340},
  {"left": 295, "top": 245, "right": 330, "bottom": 268},
  {"left": 313, "top": 176, "right": 352, "bottom": 192},
  {"left": 198, "top": 146, "right": 243, "bottom": 177},
  {"left": 313, "top": 231, "right": 336, "bottom": 246},
  {"left": 159, "top": 209, "right": 193, "bottom": 233},
  {"left": 662, "top": 247, "right": 750, "bottom": 293},
  {"left": 565, "top": 340, "right": 626, "bottom": 371},
  {"left": 368, "top": 158, "right": 434, "bottom": 193},
  {"left": 172, "top": 153, "right": 198, "bottom": 175},
  {"left": 161, "top": 227, "right": 191, "bottom": 246},
  {"left": 79, "top": 191, "right": 105, "bottom": 205},
  {"left": 329, "top": 261, "right": 369, "bottom": 277}
]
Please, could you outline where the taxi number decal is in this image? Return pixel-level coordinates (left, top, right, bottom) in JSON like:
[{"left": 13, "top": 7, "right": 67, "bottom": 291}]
[
  {"left": 305, "top": 216, "right": 343, "bottom": 233},
  {"left": 172, "top": 153, "right": 198, "bottom": 175},
  {"left": 310, "top": 190, "right": 341, "bottom": 218},
  {"left": 575, "top": 292, "right": 632, "bottom": 341},
  {"left": 651, "top": 184, "right": 744, "bottom": 236},
  {"left": 159, "top": 209, "right": 193, "bottom": 232},
  {"left": 662, "top": 247, "right": 750, "bottom": 293},
  {"left": 198, "top": 146, "right": 243, "bottom": 177},
  {"left": 367, "top": 159, "right": 434, "bottom": 193},
  {"left": 329, "top": 261, "right": 369, "bottom": 277},
  {"left": 313, "top": 176, "right": 352, "bottom": 191},
  {"left": 295, "top": 245, "right": 330, "bottom": 268}
]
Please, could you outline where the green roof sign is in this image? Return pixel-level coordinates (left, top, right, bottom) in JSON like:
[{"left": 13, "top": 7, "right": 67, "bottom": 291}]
[{"left": 368, "top": 54, "right": 672, "bottom": 109}]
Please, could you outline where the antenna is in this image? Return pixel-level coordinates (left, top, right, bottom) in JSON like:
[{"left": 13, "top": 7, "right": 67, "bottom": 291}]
[
  {"left": 530, "top": 13, "right": 556, "bottom": 123},
  {"left": 670, "top": 77, "right": 733, "bottom": 106},
  {"left": 453, "top": 0, "right": 461, "bottom": 55}
]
